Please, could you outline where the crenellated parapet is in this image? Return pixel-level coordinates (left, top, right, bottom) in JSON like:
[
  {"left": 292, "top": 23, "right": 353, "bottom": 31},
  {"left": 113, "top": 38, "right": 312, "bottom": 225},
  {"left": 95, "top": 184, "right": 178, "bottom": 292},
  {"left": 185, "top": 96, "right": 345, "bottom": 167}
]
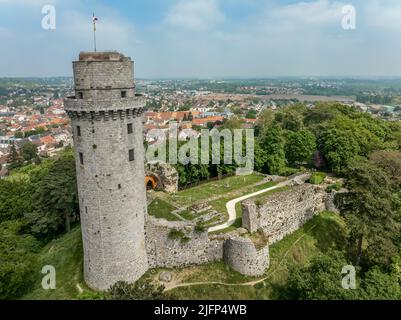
[
  {"left": 65, "top": 107, "right": 145, "bottom": 121},
  {"left": 64, "top": 96, "right": 145, "bottom": 121}
]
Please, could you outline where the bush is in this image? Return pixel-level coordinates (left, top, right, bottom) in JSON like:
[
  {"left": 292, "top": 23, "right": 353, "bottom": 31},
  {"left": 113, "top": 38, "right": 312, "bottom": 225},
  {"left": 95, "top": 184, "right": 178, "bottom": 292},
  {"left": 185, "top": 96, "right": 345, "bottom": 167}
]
[
  {"left": 107, "top": 281, "right": 169, "bottom": 300},
  {"left": 309, "top": 172, "right": 327, "bottom": 185},
  {"left": 326, "top": 183, "right": 341, "bottom": 193},
  {"left": 168, "top": 229, "right": 186, "bottom": 240},
  {"left": 77, "top": 291, "right": 105, "bottom": 300},
  {"left": 195, "top": 224, "right": 206, "bottom": 233},
  {"left": 0, "top": 221, "right": 41, "bottom": 299}
]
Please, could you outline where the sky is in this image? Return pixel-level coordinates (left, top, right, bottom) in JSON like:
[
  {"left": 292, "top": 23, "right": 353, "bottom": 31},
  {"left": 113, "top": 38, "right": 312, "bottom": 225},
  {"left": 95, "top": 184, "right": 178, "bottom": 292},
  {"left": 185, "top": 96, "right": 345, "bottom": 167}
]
[{"left": 0, "top": 0, "right": 401, "bottom": 78}]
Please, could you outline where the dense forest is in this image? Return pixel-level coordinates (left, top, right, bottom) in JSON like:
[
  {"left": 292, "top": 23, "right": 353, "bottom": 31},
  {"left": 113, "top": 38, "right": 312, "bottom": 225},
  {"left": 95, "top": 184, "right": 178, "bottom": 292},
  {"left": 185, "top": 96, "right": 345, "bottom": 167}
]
[{"left": 1, "top": 103, "right": 401, "bottom": 299}]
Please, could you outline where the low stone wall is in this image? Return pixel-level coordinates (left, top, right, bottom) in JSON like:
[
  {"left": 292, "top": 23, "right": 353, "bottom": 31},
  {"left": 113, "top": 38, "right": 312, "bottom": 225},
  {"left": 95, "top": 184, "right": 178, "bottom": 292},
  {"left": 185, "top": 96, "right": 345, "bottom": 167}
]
[
  {"left": 145, "top": 217, "right": 223, "bottom": 268},
  {"left": 145, "top": 217, "right": 270, "bottom": 276},
  {"left": 325, "top": 191, "right": 340, "bottom": 213},
  {"left": 242, "top": 184, "right": 327, "bottom": 244},
  {"left": 223, "top": 237, "right": 269, "bottom": 276}
]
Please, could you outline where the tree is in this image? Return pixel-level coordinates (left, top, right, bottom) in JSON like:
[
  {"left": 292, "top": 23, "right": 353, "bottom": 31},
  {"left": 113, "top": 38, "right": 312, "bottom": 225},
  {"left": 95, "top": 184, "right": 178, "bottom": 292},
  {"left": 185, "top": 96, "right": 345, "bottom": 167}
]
[
  {"left": 245, "top": 109, "right": 257, "bottom": 119},
  {"left": 285, "top": 130, "right": 317, "bottom": 167},
  {"left": 0, "top": 220, "right": 40, "bottom": 299},
  {"left": 318, "top": 128, "right": 360, "bottom": 173},
  {"left": 0, "top": 179, "right": 32, "bottom": 223},
  {"left": 256, "top": 108, "right": 274, "bottom": 137},
  {"left": 369, "top": 150, "right": 401, "bottom": 188},
  {"left": 359, "top": 267, "right": 401, "bottom": 300},
  {"left": 275, "top": 105, "right": 305, "bottom": 131},
  {"left": 335, "top": 160, "right": 400, "bottom": 268},
  {"left": 221, "top": 118, "right": 243, "bottom": 130},
  {"left": 20, "top": 141, "right": 38, "bottom": 162},
  {"left": 281, "top": 251, "right": 356, "bottom": 300},
  {"left": 25, "top": 151, "right": 79, "bottom": 239},
  {"left": 261, "top": 126, "right": 286, "bottom": 175},
  {"left": 7, "top": 141, "right": 23, "bottom": 169},
  {"left": 107, "top": 281, "right": 170, "bottom": 300},
  {"left": 14, "top": 131, "right": 24, "bottom": 139}
]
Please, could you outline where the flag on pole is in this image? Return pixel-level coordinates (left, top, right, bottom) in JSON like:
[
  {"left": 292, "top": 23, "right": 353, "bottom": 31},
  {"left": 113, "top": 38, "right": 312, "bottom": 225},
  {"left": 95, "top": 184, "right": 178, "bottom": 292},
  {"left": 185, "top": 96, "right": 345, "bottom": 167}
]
[
  {"left": 93, "top": 13, "right": 98, "bottom": 31},
  {"left": 93, "top": 13, "right": 98, "bottom": 52}
]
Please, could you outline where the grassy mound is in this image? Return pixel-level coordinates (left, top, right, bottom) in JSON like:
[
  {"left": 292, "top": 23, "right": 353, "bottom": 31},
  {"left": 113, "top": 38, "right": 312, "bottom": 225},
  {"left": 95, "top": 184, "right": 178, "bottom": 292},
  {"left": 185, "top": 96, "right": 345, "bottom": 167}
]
[
  {"left": 22, "top": 226, "right": 87, "bottom": 300},
  {"left": 21, "top": 211, "right": 346, "bottom": 300}
]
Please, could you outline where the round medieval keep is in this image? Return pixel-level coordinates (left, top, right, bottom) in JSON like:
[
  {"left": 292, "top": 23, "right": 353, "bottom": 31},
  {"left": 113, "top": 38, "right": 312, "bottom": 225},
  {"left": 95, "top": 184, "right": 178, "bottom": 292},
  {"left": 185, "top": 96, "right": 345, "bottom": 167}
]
[{"left": 64, "top": 51, "right": 149, "bottom": 290}]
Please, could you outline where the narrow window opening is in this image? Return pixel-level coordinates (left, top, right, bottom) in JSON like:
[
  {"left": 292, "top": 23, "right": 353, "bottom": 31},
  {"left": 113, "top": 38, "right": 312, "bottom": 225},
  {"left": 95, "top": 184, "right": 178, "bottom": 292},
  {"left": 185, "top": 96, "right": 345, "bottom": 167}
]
[
  {"left": 127, "top": 123, "right": 133, "bottom": 134},
  {"left": 128, "top": 149, "right": 135, "bottom": 162},
  {"left": 118, "top": 184, "right": 122, "bottom": 190},
  {"left": 78, "top": 92, "right": 83, "bottom": 99},
  {"left": 79, "top": 152, "right": 84, "bottom": 165},
  {"left": 121, "top": 91, "right": 127, "bottom": 98},
  {"left": 77, "top": 125, "right": 81, "bottom": 137}
]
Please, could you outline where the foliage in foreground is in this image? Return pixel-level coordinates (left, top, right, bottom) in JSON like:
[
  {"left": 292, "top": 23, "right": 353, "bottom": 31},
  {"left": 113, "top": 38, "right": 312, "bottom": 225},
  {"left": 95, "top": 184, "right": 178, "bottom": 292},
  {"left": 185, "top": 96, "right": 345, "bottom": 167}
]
[{"left": 107, "top": 281, "right": 169, "bottom": 300}]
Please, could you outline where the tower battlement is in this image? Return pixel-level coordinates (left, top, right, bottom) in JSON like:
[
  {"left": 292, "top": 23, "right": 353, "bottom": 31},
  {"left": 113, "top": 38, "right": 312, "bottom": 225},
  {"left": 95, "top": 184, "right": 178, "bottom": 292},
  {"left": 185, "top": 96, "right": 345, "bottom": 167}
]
[
  {"left": 70, "top": 51, "right": 136, "bottom": 101},
  {"left": 78, "top": 51, "right": 130, "bottom": 62},
  {"left": 65, "top": 96, "right": 145, "bottom": 119}
]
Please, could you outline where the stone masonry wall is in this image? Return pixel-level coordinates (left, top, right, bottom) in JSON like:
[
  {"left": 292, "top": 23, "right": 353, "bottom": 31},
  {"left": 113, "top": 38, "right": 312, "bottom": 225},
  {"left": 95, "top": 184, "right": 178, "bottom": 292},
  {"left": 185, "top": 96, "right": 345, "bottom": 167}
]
[
  {"left": 145, "top": 216, "right": 270, "bottom": 276},
  {"left": 65, "top": 52, "right": 149, "bottom": 291},
  {"left": 145, "top": 216, "right": 223, "bottom": 268},
  {"left": 223, "top": 238, "right": 269, "bottom": 276},
  {"left": 242, "top": 184, "right": 327, "bottom": 244}
]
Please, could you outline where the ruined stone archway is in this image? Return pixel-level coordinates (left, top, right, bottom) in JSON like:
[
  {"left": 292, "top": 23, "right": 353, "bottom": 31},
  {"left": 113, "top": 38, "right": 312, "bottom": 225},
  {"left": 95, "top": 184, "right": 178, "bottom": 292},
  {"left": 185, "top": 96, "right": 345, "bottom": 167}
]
[
  {"left": 145, "top": 175, "right": 158, "bottom": 191},
  {"left": 145, "top": 162, "right": 179, "bottom": 193}
]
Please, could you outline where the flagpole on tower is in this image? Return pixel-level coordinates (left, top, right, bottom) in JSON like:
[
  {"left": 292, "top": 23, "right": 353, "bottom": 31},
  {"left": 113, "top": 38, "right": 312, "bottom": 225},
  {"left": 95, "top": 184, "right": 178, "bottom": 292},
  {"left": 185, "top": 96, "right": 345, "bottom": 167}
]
[{"left": 93, "top": 13, "right": 98, "bottom": 52}]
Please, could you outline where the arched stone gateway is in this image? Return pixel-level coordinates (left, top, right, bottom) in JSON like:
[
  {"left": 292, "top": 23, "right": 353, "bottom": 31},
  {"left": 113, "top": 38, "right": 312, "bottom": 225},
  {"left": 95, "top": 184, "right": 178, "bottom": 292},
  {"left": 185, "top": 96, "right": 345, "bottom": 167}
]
[
  {"left": 145, "top": 175, "right": 158, "bottom": 190},
  {"left": 145, "top": 162, "right": 179, "bottom": 193}
]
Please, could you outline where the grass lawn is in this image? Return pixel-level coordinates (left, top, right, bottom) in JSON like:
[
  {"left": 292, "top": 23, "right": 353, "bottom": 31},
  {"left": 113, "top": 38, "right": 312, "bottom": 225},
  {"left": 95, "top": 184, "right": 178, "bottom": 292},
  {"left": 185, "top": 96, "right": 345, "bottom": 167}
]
[
  {"left": 167, "top": 174, "right": 265, "bottom": 206},
  {"left": 148, "top": 198, "right": 180, "bottom": 221},
  {"left": 176, "top": 210, "right": 195, "bottom": 221},
  {"left": 250, "top": 186, "right": 291, "bottom": 205},
  {"left": 22, "top": 225, "right": 87, "bottom": 300},
  {"left": 154, "top": 174, "right": 273, "bottom": 227}
]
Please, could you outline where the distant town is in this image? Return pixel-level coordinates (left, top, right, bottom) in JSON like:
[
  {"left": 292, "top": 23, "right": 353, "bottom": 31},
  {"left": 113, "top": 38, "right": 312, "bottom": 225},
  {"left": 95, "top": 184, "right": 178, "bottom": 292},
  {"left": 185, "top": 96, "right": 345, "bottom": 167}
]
[{"left": 1, "top": 77, "right": 401, "bottom": 178}]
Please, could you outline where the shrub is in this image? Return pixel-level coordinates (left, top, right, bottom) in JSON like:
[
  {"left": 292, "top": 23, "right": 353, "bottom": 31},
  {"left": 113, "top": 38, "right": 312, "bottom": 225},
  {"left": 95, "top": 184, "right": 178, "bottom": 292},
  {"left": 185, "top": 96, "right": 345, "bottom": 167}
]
[
  {"left": 107, "top": 281, "right": 168, "bottom": 300},
  {"left": 195, "top": 224, "right": 206, "bottom": 233},
  {"left": 309, "top": 172, "right": 327, "bottom": 185},
  {"left": 326, "top": 183, "right": 341, "bottom": 193},
  {"left": 77, "top": 291, "right": 105, "bottom": 300},
  {"left": 181, "top": 236, "right": 191, "bottom": 244},
  {"left": 168, "top": 229, "right": 185, "bottom": 240}
]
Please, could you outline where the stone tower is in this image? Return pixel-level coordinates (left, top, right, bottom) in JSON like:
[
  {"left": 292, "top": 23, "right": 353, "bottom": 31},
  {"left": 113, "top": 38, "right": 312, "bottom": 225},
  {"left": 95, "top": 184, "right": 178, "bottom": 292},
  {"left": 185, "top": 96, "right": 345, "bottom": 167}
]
[{"left": 64, "top": 51, "right": 148, "bottom": 290}]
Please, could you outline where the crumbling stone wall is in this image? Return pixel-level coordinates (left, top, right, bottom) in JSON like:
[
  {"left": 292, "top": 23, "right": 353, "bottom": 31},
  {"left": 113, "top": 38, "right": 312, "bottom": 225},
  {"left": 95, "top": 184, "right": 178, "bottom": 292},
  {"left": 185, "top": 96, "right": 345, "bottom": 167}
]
[
  {"left": 223, "top": 237, "right": 269, "bottom": 276},
  {"left": 145, "top": 216, "right": 223, "bottom": 268},
  {"left": 145, "top": 217, "right": 270, "bottom": 276},
  {"left": 325, "top": 191, "right": 340, "bottom": 213},
  {"left": 242, "top": 184, "right": 328, "bottom": 244}
]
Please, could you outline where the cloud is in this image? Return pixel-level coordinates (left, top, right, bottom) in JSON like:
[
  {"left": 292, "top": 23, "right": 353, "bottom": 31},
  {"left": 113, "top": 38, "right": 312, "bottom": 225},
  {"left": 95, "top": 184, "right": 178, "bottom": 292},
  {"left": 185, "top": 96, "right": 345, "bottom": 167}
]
[
  {"left": 165, "top": 0, "right": 225, "bottom": 31},
  {"left": 0, "top": 26, "right": 12, "bottom": 38},
  {"left": 271, "top": 0, "right": 344, "bottom": 25},
  {"left": 58, "top": 10, "right": 140, "bottom": 53},
  {"left": 0, "top": 0, "right": 57, "bottom": 6},
  {"left": 3, "top": 0, "right": 401, "bottom": 77},
  {"left": 364, "top": 0, "right": 401, "bottom": 30}
]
